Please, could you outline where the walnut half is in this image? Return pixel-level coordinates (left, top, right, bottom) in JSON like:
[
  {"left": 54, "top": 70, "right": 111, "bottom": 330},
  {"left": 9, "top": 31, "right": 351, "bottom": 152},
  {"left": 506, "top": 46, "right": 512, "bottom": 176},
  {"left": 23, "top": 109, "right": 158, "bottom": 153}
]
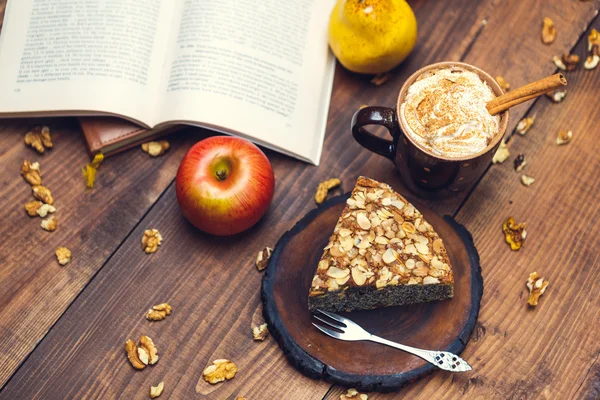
[
  {"left": 556, "top": 130, "right": 573, "bottom": 145},
  {"left": 125, "top": 336, "right": 159, "bottom": 370},
  {"left": 202, "top": 359, "right": 238, "bottom": 384},
  {"left": 521, "top": 175, "right": 535, "bottom": 187},
  {"left": 21, "top": 161, "right": 42, "bottom": 186},
  {"left": 25, "top": 201, "right": 43, "bottom": 217},
  {"left": 340, "top": 388, "right": 368, "bottom": 400},
  {"left": 37, "top": 204, "right": 56, "bottom": 218},
  {"left": 584, "top": 29, "right": 600, "bottom": 70},
  {"left": 55, "top": 247, "right": 71, "bottom": 266},
  {"left": 502, "top": 217, "right": 526, "bottom": 251},
  {"left": 32, "top": 185, "right": 54, "bottom": 205},
  {"left": 146, "top": 303, "right": 172, "bottom": 321},
  {"left": 515, "top": 117, "right": 534, "bottom": 136},
  {"left": 541, "top": 17, "right": 556, "bottom": 44},
  {"left": 252, "top": 323, "right": 269, "bottom": 341},
  {"left": 315, "top": 178, "right": 341, "bottom": 204},
  {"left": 24, "top": 126, "right": 52, "bottom": 154},
  {"left": 255, "top": 247, "right": 273, "bottom": 271},
  {"left": 125, "top": 339, "right": 147, "bottom": 370},
  {"left": 41, "top": 216, "right": 57, "bottom": 232},
  {"left": 150, "top": 382, "right": 164, "bottom": 398},
  {"left": 492, "top": 141, "right": 510, "bottom": 164},
  {"left": 526, "top": 272, "right": 549, "bottom": 306},
  {"left": 552, "top": 54, "right": 579, "bottom": 71},
  {"left": 142, "top": 141, "right": 170, "bottom": 157},
  {"left": 142, "top": 229, "right": 162, "bottom": 253},
  {"left": 139, "top": 335, "right": 159, "bottom": 365}
]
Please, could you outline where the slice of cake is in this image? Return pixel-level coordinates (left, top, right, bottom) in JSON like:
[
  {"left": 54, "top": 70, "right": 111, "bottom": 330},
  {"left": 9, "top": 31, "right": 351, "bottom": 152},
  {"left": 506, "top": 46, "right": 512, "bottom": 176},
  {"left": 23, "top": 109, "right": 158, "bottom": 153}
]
[{"left": 308, "top": 177, "right": 454, "bottom": 312}]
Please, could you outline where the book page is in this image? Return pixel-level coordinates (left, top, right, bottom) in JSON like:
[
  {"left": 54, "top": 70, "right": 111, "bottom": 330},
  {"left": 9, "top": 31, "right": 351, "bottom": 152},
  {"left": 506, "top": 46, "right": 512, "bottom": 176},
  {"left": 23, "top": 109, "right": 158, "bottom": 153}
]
[
  {"left": 0, "top": 0, "right": 176, "bottom": 126},
  {"left": 157, "top": 0, "right": 335, "bottom": 164}
]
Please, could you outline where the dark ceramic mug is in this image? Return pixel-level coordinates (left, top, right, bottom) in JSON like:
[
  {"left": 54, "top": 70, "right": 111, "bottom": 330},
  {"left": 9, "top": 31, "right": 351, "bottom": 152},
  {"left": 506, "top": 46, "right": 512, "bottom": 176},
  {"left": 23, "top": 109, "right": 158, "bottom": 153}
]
[{"left": 351, "top": 61, "right": 509, "bottom": 198}]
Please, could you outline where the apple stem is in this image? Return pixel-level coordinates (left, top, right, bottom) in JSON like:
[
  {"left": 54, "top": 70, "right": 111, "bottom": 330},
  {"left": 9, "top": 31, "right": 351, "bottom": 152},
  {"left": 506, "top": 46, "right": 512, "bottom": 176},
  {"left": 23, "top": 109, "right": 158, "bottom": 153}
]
[{"left": 216, "top": 169, "right": 228, "bottom": 181}]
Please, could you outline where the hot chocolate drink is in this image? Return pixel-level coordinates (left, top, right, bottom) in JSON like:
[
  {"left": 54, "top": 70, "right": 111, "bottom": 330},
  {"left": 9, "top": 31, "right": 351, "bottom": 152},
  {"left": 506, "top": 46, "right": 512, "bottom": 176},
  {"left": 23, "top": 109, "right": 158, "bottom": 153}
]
[{"left": 399, "top": 66, "right": 500, "bottom": 159}]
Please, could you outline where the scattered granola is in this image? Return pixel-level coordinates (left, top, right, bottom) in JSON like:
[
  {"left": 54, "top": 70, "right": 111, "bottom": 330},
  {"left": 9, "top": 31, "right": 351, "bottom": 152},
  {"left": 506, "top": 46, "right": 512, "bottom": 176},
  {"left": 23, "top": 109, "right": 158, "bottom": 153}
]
[
  {"left": 255, "top": 247, "right": 273, "bottom": 271},
  {"left": 139, "top": 335, "right": 159, "bottom": 365},
  {"left": 142, "top": 141, "right": 170, "bottom": 157},
  {"left": 526, "top": 272, "right": 549, "bottom": 306},
  {"left": 252, "top": 323, "right": 269, "bottom": 341},
  {"left": 515, "top": 117, "right": 534, "bottom": 135},
  {"left": 315, "top": 178, "right": 341, "bottom": 204},
  {"left": 24, "top": 200, "right": 43, "bottom": 217},
  {"left": 24, "top": 126, "right": 52, "bottom": 154},
  {"left": 513, "top": 154, "right": 526, "bottom": 172},
  {"left": 150, "top": 382, "right": 164, "bottom": 399},
  {"left": 41, "top": 216, "right": 57, "bottom": 232},
  {"left": 37, "top": 203, "right": 56, "bottom": 218},
  {"left": 340, "top": 388, "right": 368, "bottom": 400},
  {"left": 556, "top": 130, "right": 573, "bottom": 145},
  {"left": 202, "top": 359, "right": 238, "bottom": 384},
  {"left": 546, "top": 89, "right": 567, "bottom": 103},
  {"left": 142, "top": 229, "right": 162, "bottom": 254},
  {"left": 146, "top": 303, "right": 172, "bottom": 321},
  {"left": 495, "top": 76, "right": 510, "bottom": 92},
  {"left": 21, "top": 161, "right": 42, "bottom": 186},
  {"left": 82, "top": 153, "right": 104, "bottom": 189},
  {"left": 584, "top": 29, "right": 600, "bottom": 70},
  {"left": 125, "top": 339, "right": 147, "bottom": 370},
  {"left": 502, "top": 217, "right": 526, "bottom": 251},
  {"left": 492, "top": 141, "right": 510, "bottom": 164},
  {"left": 32, "top": 185, "right": 54, "bottom": 205},
  {"left": 552, "top": 54, "right": 579, "bottom": 71},
  {"left": 541, "top": 17, "right": 556, "bottom": 44},
  {"left": 521, "top": 175, "right": 535, "bottom": 187},
  {"left": 55, "top": 247, "right": 71, "bottom": 266},
  {"left": 370, "top": 73, "right": 390, "bottom": 86}
]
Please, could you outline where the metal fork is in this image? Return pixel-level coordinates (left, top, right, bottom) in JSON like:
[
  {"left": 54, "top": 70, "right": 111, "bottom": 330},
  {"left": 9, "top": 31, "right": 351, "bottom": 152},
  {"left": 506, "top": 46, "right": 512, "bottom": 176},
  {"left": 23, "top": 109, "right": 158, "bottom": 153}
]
[{"left": 312, "top": 309, "right": 472, "bottom": 372}]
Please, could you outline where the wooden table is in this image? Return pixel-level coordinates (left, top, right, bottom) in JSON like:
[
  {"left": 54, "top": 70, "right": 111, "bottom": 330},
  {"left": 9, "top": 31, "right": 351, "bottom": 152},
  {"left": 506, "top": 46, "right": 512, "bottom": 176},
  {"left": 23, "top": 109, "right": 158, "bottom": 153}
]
[{"left": 1, "top": 1, "right": 599, "bottom": 399}]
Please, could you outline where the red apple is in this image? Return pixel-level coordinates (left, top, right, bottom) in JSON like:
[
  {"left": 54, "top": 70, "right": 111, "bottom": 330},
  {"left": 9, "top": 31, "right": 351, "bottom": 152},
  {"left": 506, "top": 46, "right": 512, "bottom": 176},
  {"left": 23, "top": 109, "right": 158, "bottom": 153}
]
[{"left": 175, "top": 136, "right": 275, "bottom": 236}]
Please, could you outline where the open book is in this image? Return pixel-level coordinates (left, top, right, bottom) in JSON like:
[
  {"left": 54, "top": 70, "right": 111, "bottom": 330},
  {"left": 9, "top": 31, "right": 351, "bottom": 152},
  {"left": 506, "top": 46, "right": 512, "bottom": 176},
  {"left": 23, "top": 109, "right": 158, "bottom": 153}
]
[{"left": 0, "top": 0, "right": 336, "bottom": 165}]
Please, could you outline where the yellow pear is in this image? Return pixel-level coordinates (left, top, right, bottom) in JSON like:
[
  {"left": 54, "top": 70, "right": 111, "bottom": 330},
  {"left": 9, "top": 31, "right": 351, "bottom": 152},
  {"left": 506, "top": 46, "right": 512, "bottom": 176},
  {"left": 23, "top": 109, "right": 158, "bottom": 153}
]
[{"left": 328, "top": 0, "right": 418, "bottom": 74}]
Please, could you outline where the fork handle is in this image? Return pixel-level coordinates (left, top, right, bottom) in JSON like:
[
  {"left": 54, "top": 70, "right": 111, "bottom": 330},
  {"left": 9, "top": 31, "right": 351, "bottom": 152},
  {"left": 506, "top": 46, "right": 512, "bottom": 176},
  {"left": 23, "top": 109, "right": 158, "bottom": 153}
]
[{"left": 369, "top": 335, "right": 434, "bottom": 362}]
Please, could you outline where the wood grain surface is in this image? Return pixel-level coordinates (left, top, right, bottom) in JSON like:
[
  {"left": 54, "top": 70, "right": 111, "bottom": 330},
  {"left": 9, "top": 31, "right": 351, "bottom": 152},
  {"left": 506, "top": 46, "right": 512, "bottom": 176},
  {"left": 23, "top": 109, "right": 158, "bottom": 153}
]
[
  {"left": 326, "top": 8, "right": 600, "bottom": 400},
  {"left": 0, "top": 0, "right": 494, "bottom": 391},
  {"left": 0, "top": 0, "right": 599, "bottom": 399},
  {"left": 0, "top": 121, "right": 201, "bottom": 387}
]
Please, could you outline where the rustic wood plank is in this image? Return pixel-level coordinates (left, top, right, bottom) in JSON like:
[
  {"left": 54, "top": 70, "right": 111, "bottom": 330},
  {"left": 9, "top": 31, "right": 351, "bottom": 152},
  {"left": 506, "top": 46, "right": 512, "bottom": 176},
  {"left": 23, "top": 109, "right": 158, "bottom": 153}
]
[
  {"left": 326, "top": 9, "right": 600, "bottom": 400},
  {"left": 0, "top": 119, "right": 200, "bottom": 387},
  {"left": 324, "top": 0, "right": 599, "bottom": 215},
  {"left": 453, "top": 29, "right": 600, "bottom": 400},
  {"left": 461, "top": 0, "right": 600, "bottom": 134},
  {"left": 0, "top": 0, "right": 493, "bottom": 389},
  {"left": 0, "top": 0, "right": 500, "bottom": 397},
  {"left": 1, "top": 1, "right": 598, "bottom": 400}
]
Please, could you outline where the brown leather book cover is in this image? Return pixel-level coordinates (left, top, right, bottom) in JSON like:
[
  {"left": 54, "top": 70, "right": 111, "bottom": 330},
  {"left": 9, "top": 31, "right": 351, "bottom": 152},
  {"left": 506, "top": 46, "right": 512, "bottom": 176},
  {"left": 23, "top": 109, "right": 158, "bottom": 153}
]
[{"left": 78, "top": 117, "right": 181, "bottom": 157}]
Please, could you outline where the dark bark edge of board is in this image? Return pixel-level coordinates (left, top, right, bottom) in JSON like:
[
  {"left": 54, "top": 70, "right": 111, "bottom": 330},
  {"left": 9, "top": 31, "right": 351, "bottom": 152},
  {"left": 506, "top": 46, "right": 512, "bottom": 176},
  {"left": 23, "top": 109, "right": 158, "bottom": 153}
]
[{"left": 261, "top": 193, "right": 483, "bottom": 392}]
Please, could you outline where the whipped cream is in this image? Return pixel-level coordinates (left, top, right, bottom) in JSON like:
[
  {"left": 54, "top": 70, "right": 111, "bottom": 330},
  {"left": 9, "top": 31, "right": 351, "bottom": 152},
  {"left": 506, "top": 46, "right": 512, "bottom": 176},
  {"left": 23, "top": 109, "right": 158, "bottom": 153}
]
[{"left": 400, "top": 67, "right": 500, "bottom": 159}]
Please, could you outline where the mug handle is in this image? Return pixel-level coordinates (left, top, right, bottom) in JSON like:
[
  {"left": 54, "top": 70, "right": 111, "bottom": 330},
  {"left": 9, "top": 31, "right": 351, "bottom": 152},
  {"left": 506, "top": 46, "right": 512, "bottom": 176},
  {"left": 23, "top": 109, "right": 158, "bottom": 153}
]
[{"left": 351, "top": 106, "right": 397, "bottom": 161}]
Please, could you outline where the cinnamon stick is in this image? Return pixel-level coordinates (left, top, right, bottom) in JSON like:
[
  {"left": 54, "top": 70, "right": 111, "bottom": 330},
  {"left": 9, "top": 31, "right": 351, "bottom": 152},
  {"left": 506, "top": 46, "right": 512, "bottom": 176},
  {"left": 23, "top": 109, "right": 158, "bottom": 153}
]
[{"left": 487, "top": 73, "right": 567, "bottom": 115}]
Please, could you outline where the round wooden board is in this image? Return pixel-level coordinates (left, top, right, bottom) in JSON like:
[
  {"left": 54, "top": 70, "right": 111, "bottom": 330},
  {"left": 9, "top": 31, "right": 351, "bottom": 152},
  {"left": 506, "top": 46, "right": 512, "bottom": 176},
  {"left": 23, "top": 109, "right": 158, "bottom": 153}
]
[{"left": 261, "top": 193, "right": 483, "bottom": 392}]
